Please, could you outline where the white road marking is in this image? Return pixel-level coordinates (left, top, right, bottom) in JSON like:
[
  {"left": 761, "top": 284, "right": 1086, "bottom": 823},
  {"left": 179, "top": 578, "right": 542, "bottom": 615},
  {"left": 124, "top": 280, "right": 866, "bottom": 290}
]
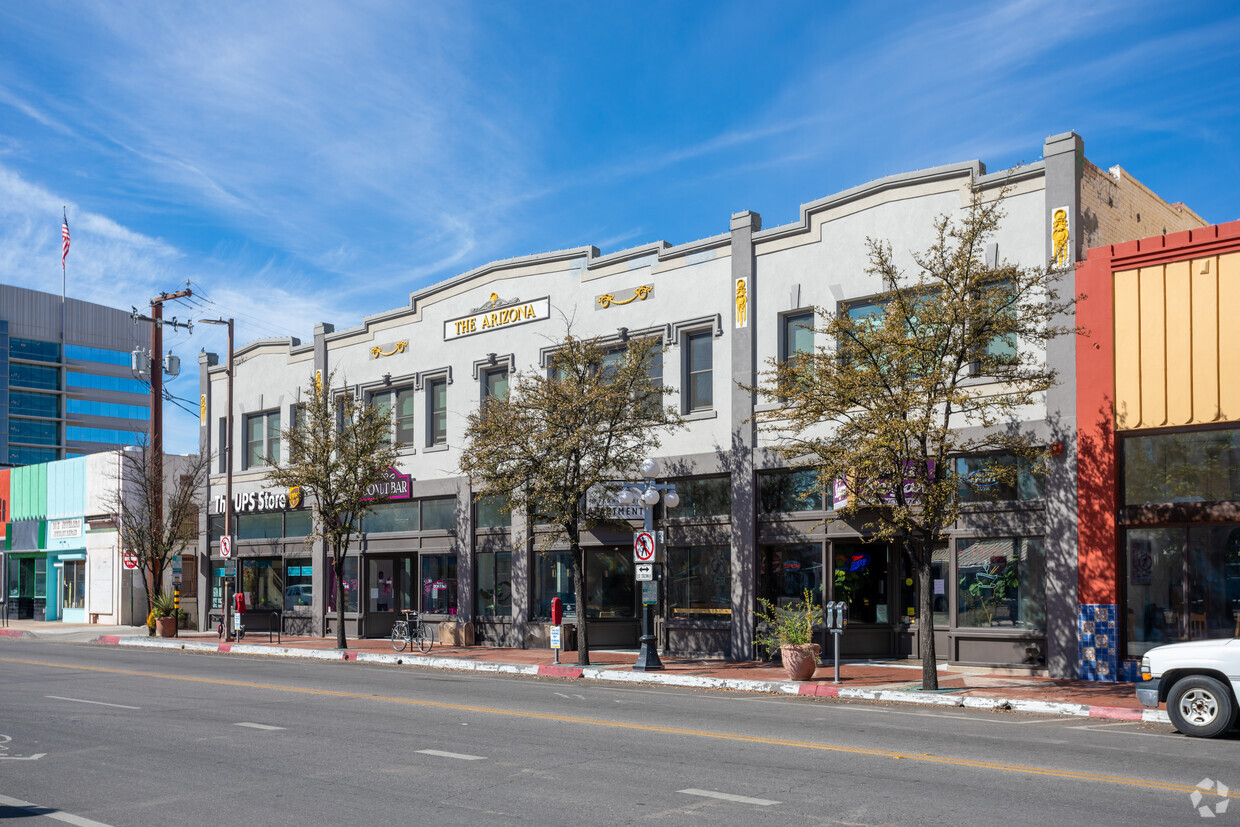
[
  {"left": 234, "top": 722, "right": 285, "bottom": 731},
  {"left": 46, "top": 695, "right": 141, "bottom": 710},
  {"left": 0, "top": 793, "right": 114, "bottom": 826},
  {"left": 416, "top": 749, "right": 486, "bottom": 761},
  {"left": 678, "top": 789, "right": 779, "bottom": 806}
]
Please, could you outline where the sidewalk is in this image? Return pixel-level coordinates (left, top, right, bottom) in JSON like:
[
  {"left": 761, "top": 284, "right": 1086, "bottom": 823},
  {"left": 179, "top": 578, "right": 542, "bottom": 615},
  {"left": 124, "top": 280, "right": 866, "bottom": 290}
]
[{"left": 0, "top": 620, "right": 1166, "bottom": 725}]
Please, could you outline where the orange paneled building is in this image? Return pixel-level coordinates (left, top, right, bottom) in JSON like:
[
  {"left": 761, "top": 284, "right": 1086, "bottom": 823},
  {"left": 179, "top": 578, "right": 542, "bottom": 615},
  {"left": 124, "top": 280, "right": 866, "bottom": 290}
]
[{"left": 1077, "top": 220, "right": 1240, "bottom": 680}]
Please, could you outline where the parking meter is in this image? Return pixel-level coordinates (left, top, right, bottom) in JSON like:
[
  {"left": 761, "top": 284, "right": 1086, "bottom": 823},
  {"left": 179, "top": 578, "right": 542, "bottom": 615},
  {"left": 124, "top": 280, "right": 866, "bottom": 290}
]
[
  {"left": 826, "top": 601, "right": 848, "bottom": 683},
  {"left": 551, "top": 597, "right": 563, "bottom": 626}
]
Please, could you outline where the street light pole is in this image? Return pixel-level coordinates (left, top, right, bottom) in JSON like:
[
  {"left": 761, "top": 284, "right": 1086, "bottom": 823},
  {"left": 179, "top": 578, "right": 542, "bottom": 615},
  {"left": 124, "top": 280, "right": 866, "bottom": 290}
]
[
  {"left": 615, "top": 458, "right": 679, "bottom": 672},
  {"left": 201, "top": 318, "right": 234, "bottom": 639}
]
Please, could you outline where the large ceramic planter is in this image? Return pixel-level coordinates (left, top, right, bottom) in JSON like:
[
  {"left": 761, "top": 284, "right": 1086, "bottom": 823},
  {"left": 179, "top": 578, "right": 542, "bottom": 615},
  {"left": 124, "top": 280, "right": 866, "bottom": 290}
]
[
  {"left": 155, "top": 616, "right": 177, "bottom": 638},
  {"left": 779, "top": 643, "right": 820, "bottom": 681}
]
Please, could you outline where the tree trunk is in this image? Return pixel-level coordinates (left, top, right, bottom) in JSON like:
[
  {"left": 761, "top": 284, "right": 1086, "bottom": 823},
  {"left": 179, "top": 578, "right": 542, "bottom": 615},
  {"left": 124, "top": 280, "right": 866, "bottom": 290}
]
[
  {"left": 333, "top": 551, "right": 347, "bottom": 649},
  {"left": 915, "top": 540, "right": 939, "bottom": 691},
  {"left": 569, "top": 523, "right": 590, "bottom": 666}
]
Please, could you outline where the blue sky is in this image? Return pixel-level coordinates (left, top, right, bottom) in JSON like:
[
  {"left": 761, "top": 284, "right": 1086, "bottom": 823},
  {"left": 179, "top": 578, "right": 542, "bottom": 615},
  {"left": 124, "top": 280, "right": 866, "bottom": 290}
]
[{"left": 2, "top": 1, "right": 1239, "bottom": 454}]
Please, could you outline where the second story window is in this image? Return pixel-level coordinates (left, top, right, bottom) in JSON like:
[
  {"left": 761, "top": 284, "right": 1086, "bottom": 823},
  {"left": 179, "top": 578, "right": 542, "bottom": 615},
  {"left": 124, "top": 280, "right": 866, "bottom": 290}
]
[
  {"left": 245, "top": 410, "right": 281, "bottom": 468},
  {"left": 428, "top": 378, "right": 448, "bottom": 446},
  {"left": 483, "top": 367, "right": 508, "bottom": 402},
  {"left": 372, "top": 388, "right": 415, "bottom": 446},
  {"left": 782, "top": 311, "right": 815, "bottom": 361},
  {"left": 685, "top": 330, "right": 713, "bottom": 411}
]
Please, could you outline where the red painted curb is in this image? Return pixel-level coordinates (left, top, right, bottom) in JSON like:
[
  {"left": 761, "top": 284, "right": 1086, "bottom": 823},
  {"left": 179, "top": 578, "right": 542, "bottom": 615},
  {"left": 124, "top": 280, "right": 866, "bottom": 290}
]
[
  {"left": 537, "top": 664, "right": 585, "bottom": 678},
  {"left": 218, "top": 643, "right": 232, "bottom": 653},
  {"left": 798, "top": 684, "right": 840, "bottom": 697},
  {"left": 95, "top": 635, "right": 121, "bottom": 645},
  {"left": 1088, "top": 705, "right": 1143, "bottom": 721},
  {"left": 0, "top": 629, "right": 27, "bottom": 639},
  {"left": 342, "top": 650, "right": 358, "bottom": 661}
]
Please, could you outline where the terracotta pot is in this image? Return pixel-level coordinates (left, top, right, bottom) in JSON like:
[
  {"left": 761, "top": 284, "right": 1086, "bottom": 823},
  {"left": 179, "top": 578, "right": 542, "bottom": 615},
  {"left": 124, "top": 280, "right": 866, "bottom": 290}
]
[
  {"left": 779, "top": 643, "right": 820, "bottom": 681},
  {"left": 155, "top": 616, "right": 177, "bottom": 638}
]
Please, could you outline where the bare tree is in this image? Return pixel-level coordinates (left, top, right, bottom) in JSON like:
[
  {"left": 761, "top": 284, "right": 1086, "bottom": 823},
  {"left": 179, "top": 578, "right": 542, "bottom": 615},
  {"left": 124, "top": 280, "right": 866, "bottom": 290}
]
[
  {"left": 112, "top": 443, "right": 209, "bottom": 616},
  {"left": 459, "top": 331, "right": 683, "bottom": 665},
  {"left": 754, "top": 187, "right": 1077, "bottom": 690},
  {"left": 263, "top": 371, "right": 401, "bottom": 649}
]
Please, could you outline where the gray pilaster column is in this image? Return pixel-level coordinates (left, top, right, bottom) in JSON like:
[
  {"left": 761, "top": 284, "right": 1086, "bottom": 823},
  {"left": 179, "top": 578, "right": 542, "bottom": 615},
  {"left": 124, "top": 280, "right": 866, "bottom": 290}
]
[
  {"left": 510, "top": 509, "right": 531, "bottom": 648},
  {"left": 456, "top": 483, "right": 474, "bottom": 620},
  {"left": 311, "top": 322, "right": 334, "bottom": 635},
  {"left": 728, "top": 210, "right": 761, "bottom": 660},
  {"left": 197, "top": 350, "right": 218, "bottom": 632},
  {"left": 1042, "top": 132, "right": 1083, "bottom": 678}
]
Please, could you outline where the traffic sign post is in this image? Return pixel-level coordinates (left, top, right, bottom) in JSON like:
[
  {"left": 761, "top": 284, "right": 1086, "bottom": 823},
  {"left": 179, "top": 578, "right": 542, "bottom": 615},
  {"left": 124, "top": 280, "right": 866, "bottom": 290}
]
[
  {"left": 633, "top": 531, "right": 656, "bottom": 563},
  {"left": 121, "top": 550, "right": 139, "bottom": 570},
  {"left": 635, "top": 564, "right": 654, "bottom": 581},
  {"left": 220, "top": 535, "right": 233, "bottom": 559}
]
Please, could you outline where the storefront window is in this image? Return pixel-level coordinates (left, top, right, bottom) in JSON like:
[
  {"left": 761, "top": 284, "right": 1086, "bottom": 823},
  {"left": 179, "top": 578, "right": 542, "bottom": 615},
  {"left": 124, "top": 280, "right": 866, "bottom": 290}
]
[
  {"left": 62, "top": 560, "right": 85, "bottom": 609},
  {"left": 285, "top": 510, "right": 312, "bottom": 538},
  {"left": 476, "top": 551, "right": 512, "bottom": 616},
  {"left": 834, "top": 543, "right": 887, "bottom": 623},
  {"left": 956, "top": 537, "right": 1045, "bottom": 630},
  {"left": 1123, "top": 428, "right": 1240, "bottom": 506},
  {"left": 759, "top": 470, "right": 826, "bottom": 513},
  {"left": 363, "top": 501, "right": 419, "bottom": 533},
  {"left": 421, "top": 554, "right": 458, "bottom": 615},
  {"left": 666, "top": 545, "right": 731, "bottom": 618},
  {"left": 240, "top": 558, "right": 283, "bottom": 610},
  {"left": 34, "top": 557, "right": 46, "bottom": 598},
  {"left": 327, "top": 557, "right": 360, "bottom": 613},
  {"left": 586, "top": 549, "right": 635, "bottom": 619},
  {"left": 932, "top": 544, "right": 950, "bottom": 626},
  {"left": 955, "top": 455, "right": 1044, "bottom": 502},
  {"left": 369, "top": 559, "right": 395, "bottom": 612},
  {"left": 534, "top": 551, "right": 574, "bottom": 618},
  {"left": 211, "top": 564, "right": 226, "bottom": 610},
  {"left": 421, "top": 497, "right": 456, "bottom": 531},
  {"left": 283, "top": 560, "right": 312, "bottom": 610},
  {"left": 664, "top": 477, "right": 730, "bottom": 518},
  {"left": 237, "top": 513, "right": 284, "bottom": 540},
  {"left": 475, "top": 495, "right": 508, "bottom": 529},
  {"left": 1125, "top": 524, "right": 1240, "bottom": 658},
  {"left": 759, "top": 544, "right": 824, "bottom": 607}
]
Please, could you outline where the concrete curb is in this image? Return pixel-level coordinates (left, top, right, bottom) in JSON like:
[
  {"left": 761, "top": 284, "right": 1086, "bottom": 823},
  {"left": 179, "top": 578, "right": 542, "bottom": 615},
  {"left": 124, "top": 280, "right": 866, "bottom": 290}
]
[
  {"left": 0, "top": 629, "right": 33, "bottom": 639},
  {"left": 87, "top": 634, "right": 1171, "bottom": 725}
]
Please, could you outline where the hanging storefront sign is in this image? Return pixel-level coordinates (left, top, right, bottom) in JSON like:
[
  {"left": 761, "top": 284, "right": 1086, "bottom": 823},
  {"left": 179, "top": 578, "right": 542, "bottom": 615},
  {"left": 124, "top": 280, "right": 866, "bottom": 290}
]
[
  {"left": 444, "top": 295, "right": 550, "bottom": 341},
  {"left": 362, "top": 466, "right": 413, "bottom": 502},
  {"left": 48, "top": 518, "right": 82, "bottom": 541}
]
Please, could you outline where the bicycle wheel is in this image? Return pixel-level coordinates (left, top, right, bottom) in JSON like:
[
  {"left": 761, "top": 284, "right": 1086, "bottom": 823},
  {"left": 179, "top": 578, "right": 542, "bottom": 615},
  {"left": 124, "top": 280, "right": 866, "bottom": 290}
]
[
  {"left": 413, "top": 622, "right": 431, "bottom": 653},
  {"left": 391, "top": 621, "right": 408, "bottom": 652}
]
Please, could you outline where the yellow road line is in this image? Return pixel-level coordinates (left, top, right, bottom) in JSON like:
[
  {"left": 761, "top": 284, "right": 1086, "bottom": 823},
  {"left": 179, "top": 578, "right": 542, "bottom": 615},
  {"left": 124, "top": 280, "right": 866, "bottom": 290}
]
[{"left": 4, "top": 655, "right": 1233, "bottom": 800}]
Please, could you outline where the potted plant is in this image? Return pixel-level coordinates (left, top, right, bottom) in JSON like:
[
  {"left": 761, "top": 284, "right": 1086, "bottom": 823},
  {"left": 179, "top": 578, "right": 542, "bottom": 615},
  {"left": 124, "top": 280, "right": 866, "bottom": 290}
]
[
  {"left": 754, "top": 589, "right": 824, "bottom": 680},
  {"left": 149, "top": 591, "right": 178, "bottom": 638}
]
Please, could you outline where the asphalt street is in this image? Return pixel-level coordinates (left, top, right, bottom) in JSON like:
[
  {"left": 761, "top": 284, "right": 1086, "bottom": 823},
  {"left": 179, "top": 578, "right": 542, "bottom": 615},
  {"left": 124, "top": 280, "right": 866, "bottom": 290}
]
[{"left": 0, "top": 640, "right": 1236, "bottom": 826}]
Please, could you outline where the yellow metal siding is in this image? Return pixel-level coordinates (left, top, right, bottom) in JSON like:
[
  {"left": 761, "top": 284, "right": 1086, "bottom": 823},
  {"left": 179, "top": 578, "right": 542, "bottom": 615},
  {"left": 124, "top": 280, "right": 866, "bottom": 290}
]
[{"left": 1114, "top": 251, "right": 1240, "bottom": 430}]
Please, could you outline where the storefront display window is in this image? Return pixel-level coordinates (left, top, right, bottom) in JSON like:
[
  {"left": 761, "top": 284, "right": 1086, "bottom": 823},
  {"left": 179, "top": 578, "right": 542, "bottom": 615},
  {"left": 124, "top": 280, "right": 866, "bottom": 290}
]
[
  {"left": 241, "top": 558, "right": 283, "bottom": 610},
  {"left": 363, "top": 501, "right": 419, "bottom": 533},
  {"left": 666, "top": 545, "right": 731, "bottom": 617},
  {"left": 1125, "top": 524, "right": 1240, "bottom": 658},
  {"left": 585, "top": 549, "right": 635, "bottom": 619},
  {"left": 1123, "top": 428, "right": 1240, "bottom": 506},
  {"left": 285, "top": 511, "right": 312, "bottom": 537},
  {"left": 421, "top": 554, "right": 458, "bottom": 614},
  {"left": 327, "top": 557, "right": 359, "bottom": 613},
  {"left": 476, "top": 551, "right": 512, "bottom": 616},
  {"left": 932, "top": 544, "right": 949, "bottom": 626},
  {"left": 285, "top": 560, "right": 312, "bottom": 610},
  {"left": 369, "top": 559, "right": 396, "bottom": 612},
  {"left": 62, "top": 560, "right": 85, "bottom": 609},
  {"left": 211, "top": 565, "right": 226, "bottom": 610},
  {"left": 834, "top": 543, "right": 887, "bottom": 623},
  {"left": 956, "top": 537, "right": 1045, "bottom": 630},
  {"left": 759, "top": 470, "right": 826, "bottom": 513},
  {"left": 534, "top": 550, "right": 574, "bottom": 618},
  {"left": 758, "top": 544, "right": 824, "bottom": 606}
]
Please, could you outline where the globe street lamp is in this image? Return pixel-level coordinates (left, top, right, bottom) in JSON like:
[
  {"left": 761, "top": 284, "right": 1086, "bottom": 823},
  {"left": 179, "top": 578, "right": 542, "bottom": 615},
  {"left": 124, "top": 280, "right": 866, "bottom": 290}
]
[{"left": 613, "top": 458, "right": 677, "bottom": 672}]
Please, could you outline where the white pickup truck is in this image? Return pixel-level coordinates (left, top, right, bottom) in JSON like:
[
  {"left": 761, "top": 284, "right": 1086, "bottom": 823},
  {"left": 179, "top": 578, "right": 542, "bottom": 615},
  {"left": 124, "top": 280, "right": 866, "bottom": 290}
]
[{"left": 1137, "top": 639, "right": 1240, "bottom": 737}]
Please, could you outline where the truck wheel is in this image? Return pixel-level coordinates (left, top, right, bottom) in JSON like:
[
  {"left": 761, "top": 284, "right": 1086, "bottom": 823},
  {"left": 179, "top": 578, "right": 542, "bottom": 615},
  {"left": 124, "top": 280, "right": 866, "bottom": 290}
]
[{"left": 1167, "top": 675, "right": 1238, "bottom": 738}]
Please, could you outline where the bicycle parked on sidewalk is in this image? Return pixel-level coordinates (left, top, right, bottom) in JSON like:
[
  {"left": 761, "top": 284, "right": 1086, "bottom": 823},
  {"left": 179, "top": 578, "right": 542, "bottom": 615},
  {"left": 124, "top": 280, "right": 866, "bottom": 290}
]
[{"left": 391, "top": 609, "right": 432, "bottom": 653}]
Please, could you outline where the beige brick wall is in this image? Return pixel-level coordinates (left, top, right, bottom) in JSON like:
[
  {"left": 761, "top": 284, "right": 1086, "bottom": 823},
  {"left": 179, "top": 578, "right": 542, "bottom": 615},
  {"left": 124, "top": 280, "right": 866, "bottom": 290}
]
[{"left": 1080, "top": 160, "right": 1206, "bottom": 250}]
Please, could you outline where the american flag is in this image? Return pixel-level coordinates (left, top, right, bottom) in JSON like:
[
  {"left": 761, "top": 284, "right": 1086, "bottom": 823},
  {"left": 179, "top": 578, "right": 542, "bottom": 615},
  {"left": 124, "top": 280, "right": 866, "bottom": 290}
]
[{"left": 61, "top": 211, "right": 71, "bottom": 269}]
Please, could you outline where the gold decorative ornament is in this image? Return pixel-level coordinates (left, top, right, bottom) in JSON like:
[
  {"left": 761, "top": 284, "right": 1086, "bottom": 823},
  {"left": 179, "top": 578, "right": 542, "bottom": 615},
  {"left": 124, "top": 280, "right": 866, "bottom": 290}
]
[
  {"left": 370, "top": 340, "right": 409, "bottom": 359},
  {"left": 199, "top": 394, "right": 206, "bottom": 424},
  {"left": 314, "top": 370, "right": 323, "bottom": 392},
  {"left": 596, "top": 284, "right": 653, "bottom": 309},
  {"left": 735, "top": 278, "right": 748, "bottom": 327},
  {"left": 288, "top": 486, "right": 302, "bottom": 509},
  {"left": 1052, "top": 207, "right": 1069, "bottom": 268}
]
